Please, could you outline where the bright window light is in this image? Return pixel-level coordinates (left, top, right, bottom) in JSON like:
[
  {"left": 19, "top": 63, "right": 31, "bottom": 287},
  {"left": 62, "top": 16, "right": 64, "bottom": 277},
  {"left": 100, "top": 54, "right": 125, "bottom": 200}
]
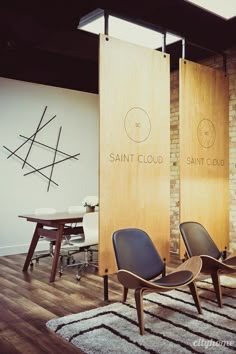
[
  {"left": 78, "top": 12, "right": 181, "bottom": 49},
  {"left": 186, "top": 0, "right": 236, "bottom": 19}
]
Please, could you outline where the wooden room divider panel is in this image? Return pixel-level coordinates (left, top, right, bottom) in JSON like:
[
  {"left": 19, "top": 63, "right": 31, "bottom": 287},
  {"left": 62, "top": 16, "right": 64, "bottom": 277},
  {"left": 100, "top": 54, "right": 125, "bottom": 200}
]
[
  {"left": 179, "top": 59, "right": 229, "bottom": 258},
  {"left": 99, "top": 34, "right": 170, "bottom": 275}
]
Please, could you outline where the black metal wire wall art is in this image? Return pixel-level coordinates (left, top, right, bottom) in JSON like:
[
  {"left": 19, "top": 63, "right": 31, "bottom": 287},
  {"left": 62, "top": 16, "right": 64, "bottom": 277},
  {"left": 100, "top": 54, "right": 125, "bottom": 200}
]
[{"left": 3, "top": 106, "right": 80, "bottom": 192}]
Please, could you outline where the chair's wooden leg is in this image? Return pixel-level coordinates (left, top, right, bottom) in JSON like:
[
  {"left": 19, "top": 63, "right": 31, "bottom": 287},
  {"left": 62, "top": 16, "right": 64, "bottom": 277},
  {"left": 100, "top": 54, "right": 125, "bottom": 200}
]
[
  {"left": 122, "top": 287, "right": 128, "bottom": 302},
  {"left": 188, "top": 282, "right": 202, "bottom": 314},
  {"left": 211, "top": 271, "right": 223, "bottom": 307},
  {"left": 134, "top": 288, "right": 145, "bottom": 335}
]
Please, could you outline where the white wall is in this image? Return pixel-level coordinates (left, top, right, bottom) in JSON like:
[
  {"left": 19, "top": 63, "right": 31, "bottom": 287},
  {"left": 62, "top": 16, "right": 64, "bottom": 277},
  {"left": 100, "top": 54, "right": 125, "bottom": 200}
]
[{"left": 0, "top": 77, "right": 98, "bottom": 255}]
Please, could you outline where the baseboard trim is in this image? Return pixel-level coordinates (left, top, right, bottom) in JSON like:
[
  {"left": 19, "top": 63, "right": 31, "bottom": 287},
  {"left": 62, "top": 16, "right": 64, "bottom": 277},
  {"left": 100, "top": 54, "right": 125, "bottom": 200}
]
[{"left": 0, "top": 240, "right": 49, "bottom": 256}]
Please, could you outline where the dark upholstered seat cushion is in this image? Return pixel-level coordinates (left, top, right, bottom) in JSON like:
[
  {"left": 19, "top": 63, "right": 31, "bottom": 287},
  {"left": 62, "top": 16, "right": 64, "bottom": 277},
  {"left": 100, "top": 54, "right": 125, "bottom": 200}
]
[
  {"left": 223, "top": 257, "right": 236, "bottom": 267},
  {"left": 179, "top": 222, "right": 222, "bottom": 259},
  {"left": 113, "top": 228, "right": 165, "bottom": 280},
  {"left": 153, "top": 270, "right": 193, "bottom": 287}
]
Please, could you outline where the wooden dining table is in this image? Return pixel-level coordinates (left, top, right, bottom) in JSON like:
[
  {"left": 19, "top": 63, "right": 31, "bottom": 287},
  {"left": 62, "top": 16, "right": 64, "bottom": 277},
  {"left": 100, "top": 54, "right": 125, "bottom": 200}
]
[{"left": 19, "top": 211, "right": 84, "bottom": 282}]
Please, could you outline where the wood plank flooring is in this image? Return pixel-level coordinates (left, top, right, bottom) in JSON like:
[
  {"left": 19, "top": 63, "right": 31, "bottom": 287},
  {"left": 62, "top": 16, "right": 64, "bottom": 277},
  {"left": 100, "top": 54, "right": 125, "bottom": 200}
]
[
  {"left": 0, "top": 253, "right": 125, "bottom": 354},
  {"left": 0, "top": 252, "right": 182, "bottom": 354}
]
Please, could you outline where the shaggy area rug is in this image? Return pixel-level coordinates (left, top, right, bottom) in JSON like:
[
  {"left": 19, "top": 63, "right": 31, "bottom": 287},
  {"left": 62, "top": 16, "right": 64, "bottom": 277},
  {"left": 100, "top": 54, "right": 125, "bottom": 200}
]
[{"left": 46, "top": 276, "right": 236, "bottom": 354}]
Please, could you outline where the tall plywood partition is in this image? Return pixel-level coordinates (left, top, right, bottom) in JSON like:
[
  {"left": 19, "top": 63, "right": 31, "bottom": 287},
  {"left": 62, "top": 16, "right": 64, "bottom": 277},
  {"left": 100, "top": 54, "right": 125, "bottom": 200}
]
[
  {"left": 179, "top": 59, "right": 229, "bottom": 258},
  {"left": 99, "top": 34, "right": 170, "bottom": 275}
]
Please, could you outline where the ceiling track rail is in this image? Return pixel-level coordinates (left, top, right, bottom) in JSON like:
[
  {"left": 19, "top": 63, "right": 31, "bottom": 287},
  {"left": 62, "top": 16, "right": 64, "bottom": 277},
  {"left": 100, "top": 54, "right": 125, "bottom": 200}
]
[
  {"left": 87, "top": 8, "right": 227, "bottom": 73},
  {"left": 182, "top": 39, "right": 227, "bottom": 73}
]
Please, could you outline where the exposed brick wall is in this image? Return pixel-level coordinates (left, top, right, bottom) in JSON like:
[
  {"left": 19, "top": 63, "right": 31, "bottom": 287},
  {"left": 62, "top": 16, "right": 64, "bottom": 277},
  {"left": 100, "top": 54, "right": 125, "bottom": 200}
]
[{"left": 170, "top": 45, "right": 236, "bottom": 255}]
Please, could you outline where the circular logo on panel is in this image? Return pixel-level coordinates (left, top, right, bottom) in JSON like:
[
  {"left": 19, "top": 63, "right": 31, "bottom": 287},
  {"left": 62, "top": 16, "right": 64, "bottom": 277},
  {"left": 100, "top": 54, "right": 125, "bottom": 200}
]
[
  {"left": 124, "top": 107, "right": 151, "bottom": 143},
  {"left": 197, "top": 119, "right": 216, "bottom": 148}
]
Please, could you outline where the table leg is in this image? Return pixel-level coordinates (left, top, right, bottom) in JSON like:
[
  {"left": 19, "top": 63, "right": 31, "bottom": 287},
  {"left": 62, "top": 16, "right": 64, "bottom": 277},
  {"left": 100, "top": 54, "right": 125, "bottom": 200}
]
[
  {"left": 49, "top": 224, "right": 64, "bottom": 282},
  {"left": 23, "top": 223, "right": 41, "bottom": 271}
]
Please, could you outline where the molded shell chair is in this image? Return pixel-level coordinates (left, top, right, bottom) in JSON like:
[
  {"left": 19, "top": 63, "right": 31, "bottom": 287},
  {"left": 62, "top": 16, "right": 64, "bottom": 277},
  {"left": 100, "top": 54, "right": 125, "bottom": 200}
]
[
  {"left": 112, "top": 228, "right": 202, "bottom": 335},
  {"left": 179, "top": 221, "right": 236, "bottom": 307}
]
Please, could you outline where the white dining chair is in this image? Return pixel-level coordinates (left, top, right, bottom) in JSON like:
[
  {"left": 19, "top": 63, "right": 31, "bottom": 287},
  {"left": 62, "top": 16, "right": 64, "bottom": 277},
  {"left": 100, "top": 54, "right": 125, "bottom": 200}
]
[
  {"left": 65, "top": 211, "right": 99, "bottom": 280},
  {"left": 66, "top": 205, "right": 86, "bottom": 239},
  {"left": 58, "top": 205, "right": 86, "bottom": 274}
]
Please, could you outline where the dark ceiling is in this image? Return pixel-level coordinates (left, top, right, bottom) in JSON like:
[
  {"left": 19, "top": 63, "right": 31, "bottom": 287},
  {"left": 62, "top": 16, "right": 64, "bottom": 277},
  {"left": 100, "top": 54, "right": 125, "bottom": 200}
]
[{"left": 0, "top": 0, "right": 235, "bottom": 94}]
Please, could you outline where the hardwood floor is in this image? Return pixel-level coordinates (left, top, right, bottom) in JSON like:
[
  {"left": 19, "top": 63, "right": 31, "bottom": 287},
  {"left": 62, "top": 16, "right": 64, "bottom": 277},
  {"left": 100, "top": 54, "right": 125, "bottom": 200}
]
[
  {"left": 0, "top": 252, "right": 209, "bottom": 354},
  {"left": 0, "top": 253, "right": 125, "bottom": 354}
]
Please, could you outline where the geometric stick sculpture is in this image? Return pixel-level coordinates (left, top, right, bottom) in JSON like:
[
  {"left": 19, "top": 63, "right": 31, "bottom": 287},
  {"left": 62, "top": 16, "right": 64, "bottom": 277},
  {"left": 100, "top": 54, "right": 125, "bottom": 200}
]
[{"left": 3, "top": 105, "right": 80, "bottom": 191}]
